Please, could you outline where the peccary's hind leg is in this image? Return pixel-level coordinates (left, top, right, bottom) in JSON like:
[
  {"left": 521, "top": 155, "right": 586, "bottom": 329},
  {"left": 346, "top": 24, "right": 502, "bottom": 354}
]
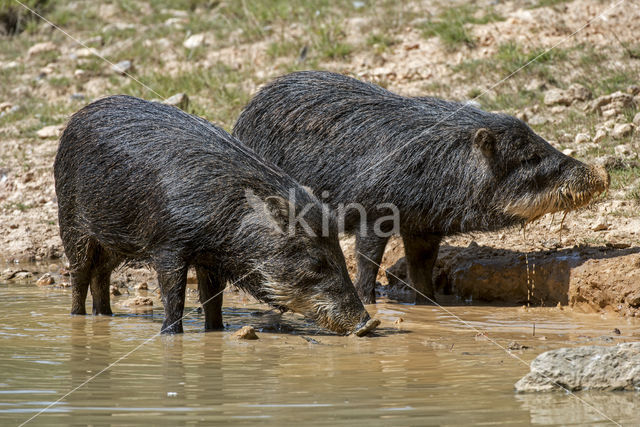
[
  {"left": 65, "top": 237, "right": 94, "bottom": 315},
  {"left": 90, "top": 247, "right": 119, "bottom": 315},
  {"left": 354, "top": 228, "right": 389, "bottom": 304},
  {"left": 155, "top": 255, "right": 188, "bottom": 334},
  {"left": 401, "top": 231, "right": 442, "bottom": 305},
  {"left": 196, "top": 266, "right": 225, "bottom": 331}
]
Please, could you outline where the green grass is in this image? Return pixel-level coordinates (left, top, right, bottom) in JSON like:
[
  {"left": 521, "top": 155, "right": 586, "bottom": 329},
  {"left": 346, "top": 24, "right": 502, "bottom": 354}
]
[
  {"left": 366, "top": 32, "right": 397, "bottom": 54},
  {"left": 420, "top": 4, "right": 503, "bottom": 50}
]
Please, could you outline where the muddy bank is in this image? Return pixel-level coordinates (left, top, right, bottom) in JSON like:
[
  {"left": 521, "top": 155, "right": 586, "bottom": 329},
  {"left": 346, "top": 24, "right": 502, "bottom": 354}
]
[{"left": 375, "top": 243, "right": 640, "bottom": 317}]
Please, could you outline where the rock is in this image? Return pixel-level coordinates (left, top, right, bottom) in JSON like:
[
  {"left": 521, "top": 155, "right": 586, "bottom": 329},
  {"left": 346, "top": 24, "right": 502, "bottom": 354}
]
[
  {"left": 0, "top": 102, "right": 12, "bottom": 112},
  {"left": 508, "top": 341, "right": 529, "bottom": 350},
  {"left": 633, "top": 112, "right": 640, "bottom": 127},
  {"left": 163, "top": 93, "right": 189, "bottom": 110},
  {"left": 543, "top": 88, "right": 571, "bottom": 106},
  {"left": 591, "top": 218, "right": 609, "bottom": 231},
  {"left": 137, "top": 282, "right": 148, "bottom": 290},
  {"left": 74, "top": 47, "right": 99, "bottom": 58},
  {"left": 183, "top": 33, "right": 206, "bottom": 49},
  {"left": 13, "top": 271, "right": 33, "bottom": 280},
  {"left": 602, "top": 108, "right": 622, "bottom": 119},
  {"left": 36, "top": 273, "right": 55, "bottom": 286},
  {"left": 561, "top": 148, "right": 575, "bottom": 156},
  {"left": 1, "top": 269, "right": 25, "bottom": 281},
  {"left": 524, "top": 79, "right": 545, "bottom": 92},
  {"left": 614, "top": 144, "right": 634, "bottom": 157},
  {"left": 515, "top": 342, "right": 640, "bottom": 392},
  {"left": 233, "top": 326, "right": 259, "bottom": 340},
  {"left": 36, "top": 125, "right": 62, "bottom": 139},
  {"left": 110, "top": 285, "right": 121, "bottom": 296},
  {"left": 611, "top": 123, "right": 634, "bottom": 140},
  {"left": 627, "top": 85, "right": 640, "bottom": 96},
  {"left": 590, "top": 91, "right": 635, "bottom": 114},
  {"left": 122, "top": 296, "right": 153, "bottom": 307},
  {"left": 567, "top": 83, "right": 591, "bottom": 102},
  {"left": 27, "top": 42, "right": 58, "bottom": 57},
  {"left": 574, "top": 133, "right": 590, "bottom": 144},
  {"left": 593, "top": 128, "right": 607, "bottom": 143},
  {"left": 111, "top": 60, "right": 132, "bottom": 74},
  {"left": 528, "top": 115, "right": 548, "bottom": 126}
]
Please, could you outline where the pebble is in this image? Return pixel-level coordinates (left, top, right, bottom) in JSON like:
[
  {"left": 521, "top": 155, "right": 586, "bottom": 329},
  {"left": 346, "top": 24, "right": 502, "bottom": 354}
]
[
  {"left": 183, "top": 33, "right": 206, "bottom": 49},
  {"left": 111, "top": 60, "right": 132, "bottom": 74},
  {"left": 36, "top": 273, "right": 55, "bottom": 286},
  {"left": 110, "top": 285, "right": 121, "bottom": 296},
  {"left": 163, "top": 93, "right": 189, "bottom": 110},
  {"left": 36, "top": 125, "right": 62, "bottom": 139},
  {"left": 593, "top": 128, "right": 607, "bottom": 143},
  {"left": 614, "top": 144, "right": 634, "bottom": 157},
  {"left": 592, "top": 217, "right": 609, "bottom": 231},
  {"left": 633, "top": 112, "right": 640, "bottom": 127},
  {"left": 233, "top": 326, "right": 259, "bottom": 340},
  {"left": 611, "top": 123, "right": 634, "bottom": 139},
  {"left": 562, "top": 148, "right": 576, "bottom": 156},
  {"left": 574, "top": 133, "right": 590, "bottom": 144},
  {"left": 0, "top": 102, "right": 12, "bottom": 111},
  {"left": 27, "top": 41, "right": 58, "bottom": 57},
  {"left": 543, "top": 88, "right": 571, "bottom": 106}
]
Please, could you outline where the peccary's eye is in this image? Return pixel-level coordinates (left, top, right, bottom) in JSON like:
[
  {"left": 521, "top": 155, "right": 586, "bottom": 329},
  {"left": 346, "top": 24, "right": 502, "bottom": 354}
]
[
  {"left": 522, "top": 154, "right": 542, "bottom": 167},
  {"left": 309, "top": 256, "right": 328, "bottom": 274}
]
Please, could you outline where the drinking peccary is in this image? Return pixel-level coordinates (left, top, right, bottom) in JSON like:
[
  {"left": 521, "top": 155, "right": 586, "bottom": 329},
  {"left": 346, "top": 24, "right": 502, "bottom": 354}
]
[
  {"left": 54, "top": 95, "right": 379, "bottom": 335},
  {"left": 233, "top": 71, "right": 609, "bottom": 304}
]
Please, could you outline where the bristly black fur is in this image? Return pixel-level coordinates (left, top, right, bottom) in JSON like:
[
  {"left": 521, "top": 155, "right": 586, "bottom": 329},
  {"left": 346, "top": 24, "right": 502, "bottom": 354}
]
[
  {"left": 233, "top": 71, "right": 608, "bottom": 304},
  {"left": 55, "top": 95, "right": 370, "bottom": 334}
]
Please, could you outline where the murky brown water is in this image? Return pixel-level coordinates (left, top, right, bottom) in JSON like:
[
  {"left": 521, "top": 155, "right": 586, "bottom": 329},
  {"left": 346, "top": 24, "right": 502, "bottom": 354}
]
[{"left": 2, "top": 266, "right": 639, "bottom": 426}]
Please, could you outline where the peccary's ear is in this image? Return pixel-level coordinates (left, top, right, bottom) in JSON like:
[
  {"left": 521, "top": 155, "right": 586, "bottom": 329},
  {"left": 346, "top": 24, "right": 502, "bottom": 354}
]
[
  {"left": 474, "top": 128, "right": 495, "bottom": 157},
  {"left": 244, "top": 189, "right": 290, "bottom": 234},
  {"left": 263, "top": 195, "right": 291, "bottom": 232}
]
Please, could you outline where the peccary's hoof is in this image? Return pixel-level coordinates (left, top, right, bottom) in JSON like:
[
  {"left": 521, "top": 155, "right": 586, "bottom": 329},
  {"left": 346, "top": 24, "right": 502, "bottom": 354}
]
[
  {"left": 354, "top": 318, "right": 380, "bottom": 337},
  {"left": 161, "top": 323, "right": 184, "bottom": 334},
  {"left": 415, "top": 294, "right": 436, "bottom": 305}
]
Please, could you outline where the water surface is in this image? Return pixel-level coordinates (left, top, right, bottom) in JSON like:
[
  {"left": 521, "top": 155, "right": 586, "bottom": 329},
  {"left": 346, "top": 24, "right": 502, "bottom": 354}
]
[{"left": 1, "top": 268, "right": 639, "bottom": 426}]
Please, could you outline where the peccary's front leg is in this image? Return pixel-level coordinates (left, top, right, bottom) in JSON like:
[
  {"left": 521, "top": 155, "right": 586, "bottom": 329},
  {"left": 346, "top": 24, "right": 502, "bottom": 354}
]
[
  {"left": 401, "top": 231, "right": 442, "bottom": 305},
  {"left": 354, "top": 228, "right": 389, "bottom": 304},
  {"left": 156, "top": 257, "right": 188, "bottom": 334},
  {"left": 196, "top": 266, "right": 224, "bottom": 331}
]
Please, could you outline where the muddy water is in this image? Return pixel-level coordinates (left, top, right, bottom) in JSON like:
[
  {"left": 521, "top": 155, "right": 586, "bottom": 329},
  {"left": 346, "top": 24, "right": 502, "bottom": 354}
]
[{"left": 1, "top": 271, "right": 639, "bottom": 426}]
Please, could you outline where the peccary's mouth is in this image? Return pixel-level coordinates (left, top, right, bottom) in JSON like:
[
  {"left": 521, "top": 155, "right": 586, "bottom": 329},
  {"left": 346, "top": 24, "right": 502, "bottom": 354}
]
[{"left": 503, "top": 164, "right": 609, "bottom": 223}]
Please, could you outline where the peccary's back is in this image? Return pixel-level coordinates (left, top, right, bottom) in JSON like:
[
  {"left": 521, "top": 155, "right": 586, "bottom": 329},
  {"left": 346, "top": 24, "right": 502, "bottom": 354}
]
[{"left": 55, "top": 95, "right": 291, "bottom": 255}]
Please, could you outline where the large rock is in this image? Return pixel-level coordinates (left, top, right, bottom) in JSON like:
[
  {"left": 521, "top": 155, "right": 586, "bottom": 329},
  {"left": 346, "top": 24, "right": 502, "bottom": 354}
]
[{"left": 515, "top": 343, "right": 640, "bottom": 392}]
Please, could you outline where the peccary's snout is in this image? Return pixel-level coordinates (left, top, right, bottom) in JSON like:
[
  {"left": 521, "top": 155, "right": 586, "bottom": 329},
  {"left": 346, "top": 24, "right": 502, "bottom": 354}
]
[{"left": 589, "top": 164, "right": 610, "bottom": 194}]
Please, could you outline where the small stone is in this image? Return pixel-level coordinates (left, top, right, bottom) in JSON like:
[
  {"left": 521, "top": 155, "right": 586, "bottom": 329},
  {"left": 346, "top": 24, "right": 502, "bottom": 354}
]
[
  {"left": 183, "top": 33, "right": 206, "bottom": 49},
  {"left": 74, "top": 69, "right": 86, "bottom": 78},
  {"left": 602, "top": 108, "right": 622, "bottom": 119},
  {"left": 524, "top": 79, "right": 544, "bottom": 92},
  {"left": 567, "top": 83, "right": 591, "bottom": 102},
  {"left": 36, "top": 125, "right": 62, "bottom": 139},
  {"left": 137, "top": 282, "right": 148, "bottom": 290},
  {"left": 110, "top": 285, "right": 121, "bottom": 296},
  {"left": 163, "top": 93, "right": 189, "bottom": 110},
  {"left": 574, "top": 133, "right": 590, "bottom": 144},
  {"left": 393, "top": 317, "right": 404, "bottom": 324},
  {"left": 528, "top": 115, "right": 548, "bottom": 126},
  {"left": 74, "top": 48, "right": 99, "bottom": 58},
  {"left": 562, "top": 148, "right": 576, "bottom": 156},
  {"left": 627, "top": 85, "right": 640, "bottom": 95},
  {"left": 614, "top": 144, "right": 634, "bottom": 157},
  {"left": 0, "top": 102, "right": 12, "bottom": 112},
  {"left": 613, "top": 328, "right": 621, "bottom": 335},
  {"left": 508, "top": 341, "right": 529, "bottom": 350},
  {"left": 593, "top": 128, "right": 607, "bottom": 143},
  {"left": 36, "top": 273, "right": 55, "bottom": 286},
  {"left": 592, "top": 217, "right": 609, "bottom": 231},
  {"left": 233, "top": 326, "right": 259, "bottom": 340},
  {"left": 111, "top": 60, "right": 132, "bottom": 74},
  {"left": 122, "top": 296, "right": 153, "bottom": 307},
  {"left": 27, "top": 41, "right": 58, "bottom": 57},
  {"left": 544, "top": 88, "right": 571, "bottom": 106},
  {"left": 611, "top": 123, "right": 634, "bottom": 139},
  {"left": 633, "top": 112, "right": 640, "bottom": 127}
]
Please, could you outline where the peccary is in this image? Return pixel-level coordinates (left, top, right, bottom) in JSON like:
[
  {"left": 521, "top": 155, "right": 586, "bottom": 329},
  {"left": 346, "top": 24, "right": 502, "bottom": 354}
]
[
  {"left": 233, "top": 71, "right": 609, "bottom": 304},
  {"left": 54, "top": 95, "right": 378, "bottom": 335}
]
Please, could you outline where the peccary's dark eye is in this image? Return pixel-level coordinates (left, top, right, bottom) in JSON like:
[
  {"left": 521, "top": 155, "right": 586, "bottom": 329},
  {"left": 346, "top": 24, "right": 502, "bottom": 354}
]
[
  {"left": 522, "top": 154, "right": 542, "bottom": 167},
  {"left": 309, "top": 256, "right": 328, "bottom": 274}
]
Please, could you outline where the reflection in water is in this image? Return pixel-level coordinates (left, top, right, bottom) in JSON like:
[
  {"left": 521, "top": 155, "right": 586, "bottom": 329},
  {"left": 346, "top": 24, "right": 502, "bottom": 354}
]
[{"left": 0, "top": 277, "right": 639, "bottom": 426}]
